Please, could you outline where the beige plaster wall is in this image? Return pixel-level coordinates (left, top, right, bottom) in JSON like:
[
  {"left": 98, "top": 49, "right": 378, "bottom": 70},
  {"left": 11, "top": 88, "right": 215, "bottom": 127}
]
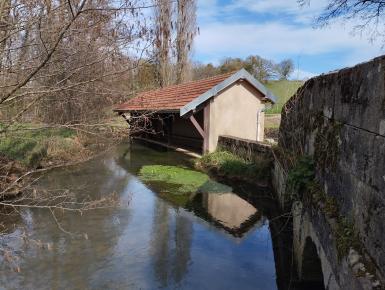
[{"left": 206, "top": 81, "right": 265, "bottom": 152}]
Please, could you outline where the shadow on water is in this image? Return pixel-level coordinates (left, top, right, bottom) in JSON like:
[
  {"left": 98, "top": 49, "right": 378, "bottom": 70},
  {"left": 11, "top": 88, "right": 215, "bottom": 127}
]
[{"left": 0, "top": 141, "right": 323, "bottom": 290}]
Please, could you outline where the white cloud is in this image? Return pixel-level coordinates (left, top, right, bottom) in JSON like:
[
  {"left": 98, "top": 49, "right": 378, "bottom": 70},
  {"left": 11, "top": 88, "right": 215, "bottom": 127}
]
[
  {"left": 224, "top": 0, "right": 329, "bottom": 24},
  {"left": 194, "top": 0, "right": 385, "bottom": 74},
  {"left": 226, "top": 0, "right": 309, "bottom": 13},
  {"left": 195, "top": 21, "right": 384, "bottom": 68},
  {"left": 197, "top": 0, "right": 219, "bottom": 20}
]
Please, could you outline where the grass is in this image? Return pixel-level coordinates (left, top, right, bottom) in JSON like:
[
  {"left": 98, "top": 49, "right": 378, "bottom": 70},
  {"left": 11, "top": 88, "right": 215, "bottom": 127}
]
[
  {"left": 139, "top": 165, "right": 231, "bottom": 194},
  {"left": 0, "top": 124, "right": 80, "bottom": 167},
  {"left": 138, "top": 165, "right": 232, "bottom": 207},
  {"left": 265, "top": 80, "right": 304, "bottom": 114},
  {"left": 0, "top": 116, "right": 129, "bottom": 169},
  {"left": 197, "top": 150, "right": 271, "bottom": 182},
  {"left": 265, "top": 114, "right": 281, "bottom": 129}
]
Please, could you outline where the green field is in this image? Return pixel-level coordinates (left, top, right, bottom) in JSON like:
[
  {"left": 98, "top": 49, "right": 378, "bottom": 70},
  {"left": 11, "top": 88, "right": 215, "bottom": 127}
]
[{"left": 265, "top": 80, "right": 304, "bottom": 114}]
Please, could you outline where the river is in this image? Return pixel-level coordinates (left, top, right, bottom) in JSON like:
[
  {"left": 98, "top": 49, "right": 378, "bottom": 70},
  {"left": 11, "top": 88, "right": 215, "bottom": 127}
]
[{"left": 0, "top": 142, "right": 295, "bottom": 290}]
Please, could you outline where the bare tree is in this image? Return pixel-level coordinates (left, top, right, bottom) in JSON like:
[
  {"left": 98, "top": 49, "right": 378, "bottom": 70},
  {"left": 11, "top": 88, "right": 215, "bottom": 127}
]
[
  {"left": 0, "top": 0, "right": 11, "bottom": 70},
  {"left": 300, "top": 0, "right": 385, "bottom": 41},
  {"left": 192, "top": 62, "right": 219, "bottom": 80},
  {"left": 0, "top": 0, "right": 152, "bottom": 129},
  {"left": 245, "top": 55, "right": 277, "bottom": 81},
  {"left": 154, "top": 0, "right": 172, "bottom": 87},
  {"left": 175, "top": 0, "right": 197, "bottom": 84},
  {"left": 276, "top": 59, "right": 294, "bottom": 80},
  {"left": 151, "top": 0, "right": 198, "bottom": 86},
  {"left": 0, "top": 0, "right": 158, "bottom": 270}
]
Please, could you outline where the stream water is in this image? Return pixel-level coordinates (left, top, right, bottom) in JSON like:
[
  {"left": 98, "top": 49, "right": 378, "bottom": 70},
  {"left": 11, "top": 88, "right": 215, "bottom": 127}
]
[{"left": 0, "top": 142, "right": 295, "bottom": 290}]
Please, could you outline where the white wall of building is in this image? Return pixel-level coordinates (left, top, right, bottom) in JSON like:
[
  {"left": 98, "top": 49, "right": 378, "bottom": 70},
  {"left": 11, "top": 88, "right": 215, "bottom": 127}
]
[{"left": 205, "top": 80, "right": 265, "bottom": 152}]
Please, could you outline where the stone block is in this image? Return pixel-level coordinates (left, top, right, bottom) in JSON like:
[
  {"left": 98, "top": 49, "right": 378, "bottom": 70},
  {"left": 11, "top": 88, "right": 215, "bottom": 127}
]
[{"left": 333, "top": 57, "right": 385, "bottom": 136}]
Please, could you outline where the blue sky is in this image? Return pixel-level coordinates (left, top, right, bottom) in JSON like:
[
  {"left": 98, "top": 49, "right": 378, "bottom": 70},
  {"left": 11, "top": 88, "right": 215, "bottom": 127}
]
[{"left": 193, "top": 0, "right": 385, "bottom": 79}]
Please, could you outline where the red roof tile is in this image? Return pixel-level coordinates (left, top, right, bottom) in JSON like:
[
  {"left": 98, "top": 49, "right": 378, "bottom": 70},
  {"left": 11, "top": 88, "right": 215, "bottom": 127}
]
[{"left": 114, "top": 72, "right": 235, "bottom": 112}]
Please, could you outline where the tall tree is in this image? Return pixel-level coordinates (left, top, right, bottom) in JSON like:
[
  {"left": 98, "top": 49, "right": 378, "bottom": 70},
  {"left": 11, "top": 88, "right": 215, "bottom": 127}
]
[
  {"left": 154, "top": 0, "right": 172, "bottom": 87},
  {"left": 0, "top": 0, "right": 11, "bottom": 70},
  {"left": 175, "top": 0, "right": 197, "bottom": 84}
]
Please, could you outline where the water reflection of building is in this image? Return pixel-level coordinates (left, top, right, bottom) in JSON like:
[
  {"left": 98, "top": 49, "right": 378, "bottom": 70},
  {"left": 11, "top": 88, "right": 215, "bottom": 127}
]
[
  {"left": 194, "top": 184, "right": 298, "bottom": 290},
  {"left": 231, "top": 186, "right": 298, "bottom": 290},
  {"left": 188, "top": 192, "right": 265, "bottom": 238},
  {"left": 206, "top": 192, "right": 259, "bottom": 229}
]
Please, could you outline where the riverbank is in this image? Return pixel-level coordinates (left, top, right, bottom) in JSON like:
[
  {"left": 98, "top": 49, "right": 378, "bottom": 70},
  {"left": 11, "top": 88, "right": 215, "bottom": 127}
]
[
  {"left": 0, "top": 120, "right": 128, "bottom": 199},
  {"left": 195, "top": 150, "right": 272, "bottom": 187},
  {"left": 0, "top": 142, "right": 289, "bottom": 289}
]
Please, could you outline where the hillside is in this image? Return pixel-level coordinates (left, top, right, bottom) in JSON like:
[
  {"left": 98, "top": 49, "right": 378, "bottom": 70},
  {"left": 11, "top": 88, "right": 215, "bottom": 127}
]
[{"left": 265, "top": 80, "right": 304, "bottom": 114}]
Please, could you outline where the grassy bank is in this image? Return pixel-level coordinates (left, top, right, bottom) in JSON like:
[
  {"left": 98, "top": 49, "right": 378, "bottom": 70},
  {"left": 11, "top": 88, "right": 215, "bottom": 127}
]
[
  {"left": 0, "top": 125, "right": 78, "bottom": 168},
  {"left": 265, "top": 80, "right": 303, "bottom": 114},
  {"left": 0, "top": 121, "right": 128, "bottom": 169},
  {"left": 0, "top": 121, "right": 128, "bottom": 198},
  {"left": 196, "top": 150, "right": 271, "bottom": 185}
]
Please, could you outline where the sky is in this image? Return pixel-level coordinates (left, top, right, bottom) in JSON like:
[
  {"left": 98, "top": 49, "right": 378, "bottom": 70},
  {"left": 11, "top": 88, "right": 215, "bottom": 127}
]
[{"left": 193, "top": 0, "right": 385, "bottom": 79}]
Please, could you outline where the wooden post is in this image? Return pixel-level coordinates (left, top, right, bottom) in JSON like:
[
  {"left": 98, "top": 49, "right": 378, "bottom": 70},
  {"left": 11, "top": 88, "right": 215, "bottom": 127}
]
[
  {"left": 203, "top": 103, "right": 210, "bottom": 153},
  {"left": 189, "top": 115, "right": 205, "bottom": 138}
]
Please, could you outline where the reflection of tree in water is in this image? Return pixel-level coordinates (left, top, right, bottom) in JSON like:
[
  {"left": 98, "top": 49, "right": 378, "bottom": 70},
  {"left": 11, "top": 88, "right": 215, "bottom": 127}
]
[
  {"left": 117, "top": 142, "right": 193, "bottom": 175},
  {"left": 173, "top": 211, "right": 192, "bottom": 284},
  {"left": 118, "top": 142, "right": 195, "bottom": 287},
  {"left": 0, "top": 150, "right": 134, "bottom": 289},
  {"left": 151, "top": 200, "right": 170, "bottom": 287},
  {"left": 151, "top": 198, "right": 193, "bottom": 288}
]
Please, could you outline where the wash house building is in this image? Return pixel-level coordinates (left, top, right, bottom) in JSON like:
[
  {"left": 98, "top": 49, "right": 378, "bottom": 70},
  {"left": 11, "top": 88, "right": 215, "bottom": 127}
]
[{"left": 114, "top": 69, "right": 276, "bottom": 154}]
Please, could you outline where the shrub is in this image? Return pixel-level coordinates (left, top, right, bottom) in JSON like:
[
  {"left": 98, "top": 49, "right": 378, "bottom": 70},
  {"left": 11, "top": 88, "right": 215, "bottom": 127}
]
[
  {"left": 46, "top": 136, "right": 86, "bottom": 162},
  {"left": 27, "top": 143, "right": 48, "bottom": 168},
  {"left": 198, "top": 150, "right": 270, "bottom": 181},
  {"left": 286, "top": 155, "right": 315, "bottom": 194}
]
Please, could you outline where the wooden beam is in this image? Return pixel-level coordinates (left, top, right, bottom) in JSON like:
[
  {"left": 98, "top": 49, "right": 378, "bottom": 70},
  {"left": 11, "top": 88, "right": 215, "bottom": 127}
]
[
  {"left": 203, "top": 103, "right": 210, "bottom": 153},
  {"left": 189, "top": 115, "right": 205, "bottom": 138},
  {"left": 118, "top": 112, "right": 130, "bottom": 125}
]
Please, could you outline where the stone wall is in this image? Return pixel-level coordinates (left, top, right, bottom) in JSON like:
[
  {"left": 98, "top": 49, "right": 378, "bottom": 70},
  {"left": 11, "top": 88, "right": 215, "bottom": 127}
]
[
  {"left": 279, "top": 56, "right": 385, "bottom": 283},
  {"left": 217, "top": 135, "right": 272, "bottom": 162}
]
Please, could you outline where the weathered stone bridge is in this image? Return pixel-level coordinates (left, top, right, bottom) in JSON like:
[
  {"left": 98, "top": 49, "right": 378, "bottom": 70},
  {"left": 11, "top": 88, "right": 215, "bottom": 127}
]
[{"left": 219, "top": 56, "right": 385, "bottom": 290}]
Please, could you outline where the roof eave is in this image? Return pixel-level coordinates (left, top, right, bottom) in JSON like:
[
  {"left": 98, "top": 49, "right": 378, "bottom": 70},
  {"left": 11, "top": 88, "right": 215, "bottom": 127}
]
[
  {"left": 179, "top": 68, "right": 277, "bottom": 117},
  {"left": 113, "top": 108, "right": 180, "bottom": 113}
]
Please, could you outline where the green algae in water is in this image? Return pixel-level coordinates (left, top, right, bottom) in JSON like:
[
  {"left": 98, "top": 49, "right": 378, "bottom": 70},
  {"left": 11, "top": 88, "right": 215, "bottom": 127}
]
[{"left": 139, "top": 165, "right": 232, "bottom": 196}]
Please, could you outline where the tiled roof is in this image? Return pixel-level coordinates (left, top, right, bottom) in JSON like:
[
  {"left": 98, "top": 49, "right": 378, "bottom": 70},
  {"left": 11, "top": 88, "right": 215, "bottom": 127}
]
[{"left": 113, "top": 72, "right": 235, "bottom": 112}]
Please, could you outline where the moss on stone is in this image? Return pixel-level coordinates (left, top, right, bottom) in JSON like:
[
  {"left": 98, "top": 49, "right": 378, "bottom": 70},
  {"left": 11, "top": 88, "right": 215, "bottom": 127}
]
[
  {"left": 313, "top": 116, "right": 342, "bottom": 171},
  {"left": 285, "top": 154, "right": 363, "bottom": 261},
  {"left": 335, "top": 218, "right": 361, "bottom": 259},
  {"left": 307, "top": 181, "right": 339, "bottom": 218}
]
